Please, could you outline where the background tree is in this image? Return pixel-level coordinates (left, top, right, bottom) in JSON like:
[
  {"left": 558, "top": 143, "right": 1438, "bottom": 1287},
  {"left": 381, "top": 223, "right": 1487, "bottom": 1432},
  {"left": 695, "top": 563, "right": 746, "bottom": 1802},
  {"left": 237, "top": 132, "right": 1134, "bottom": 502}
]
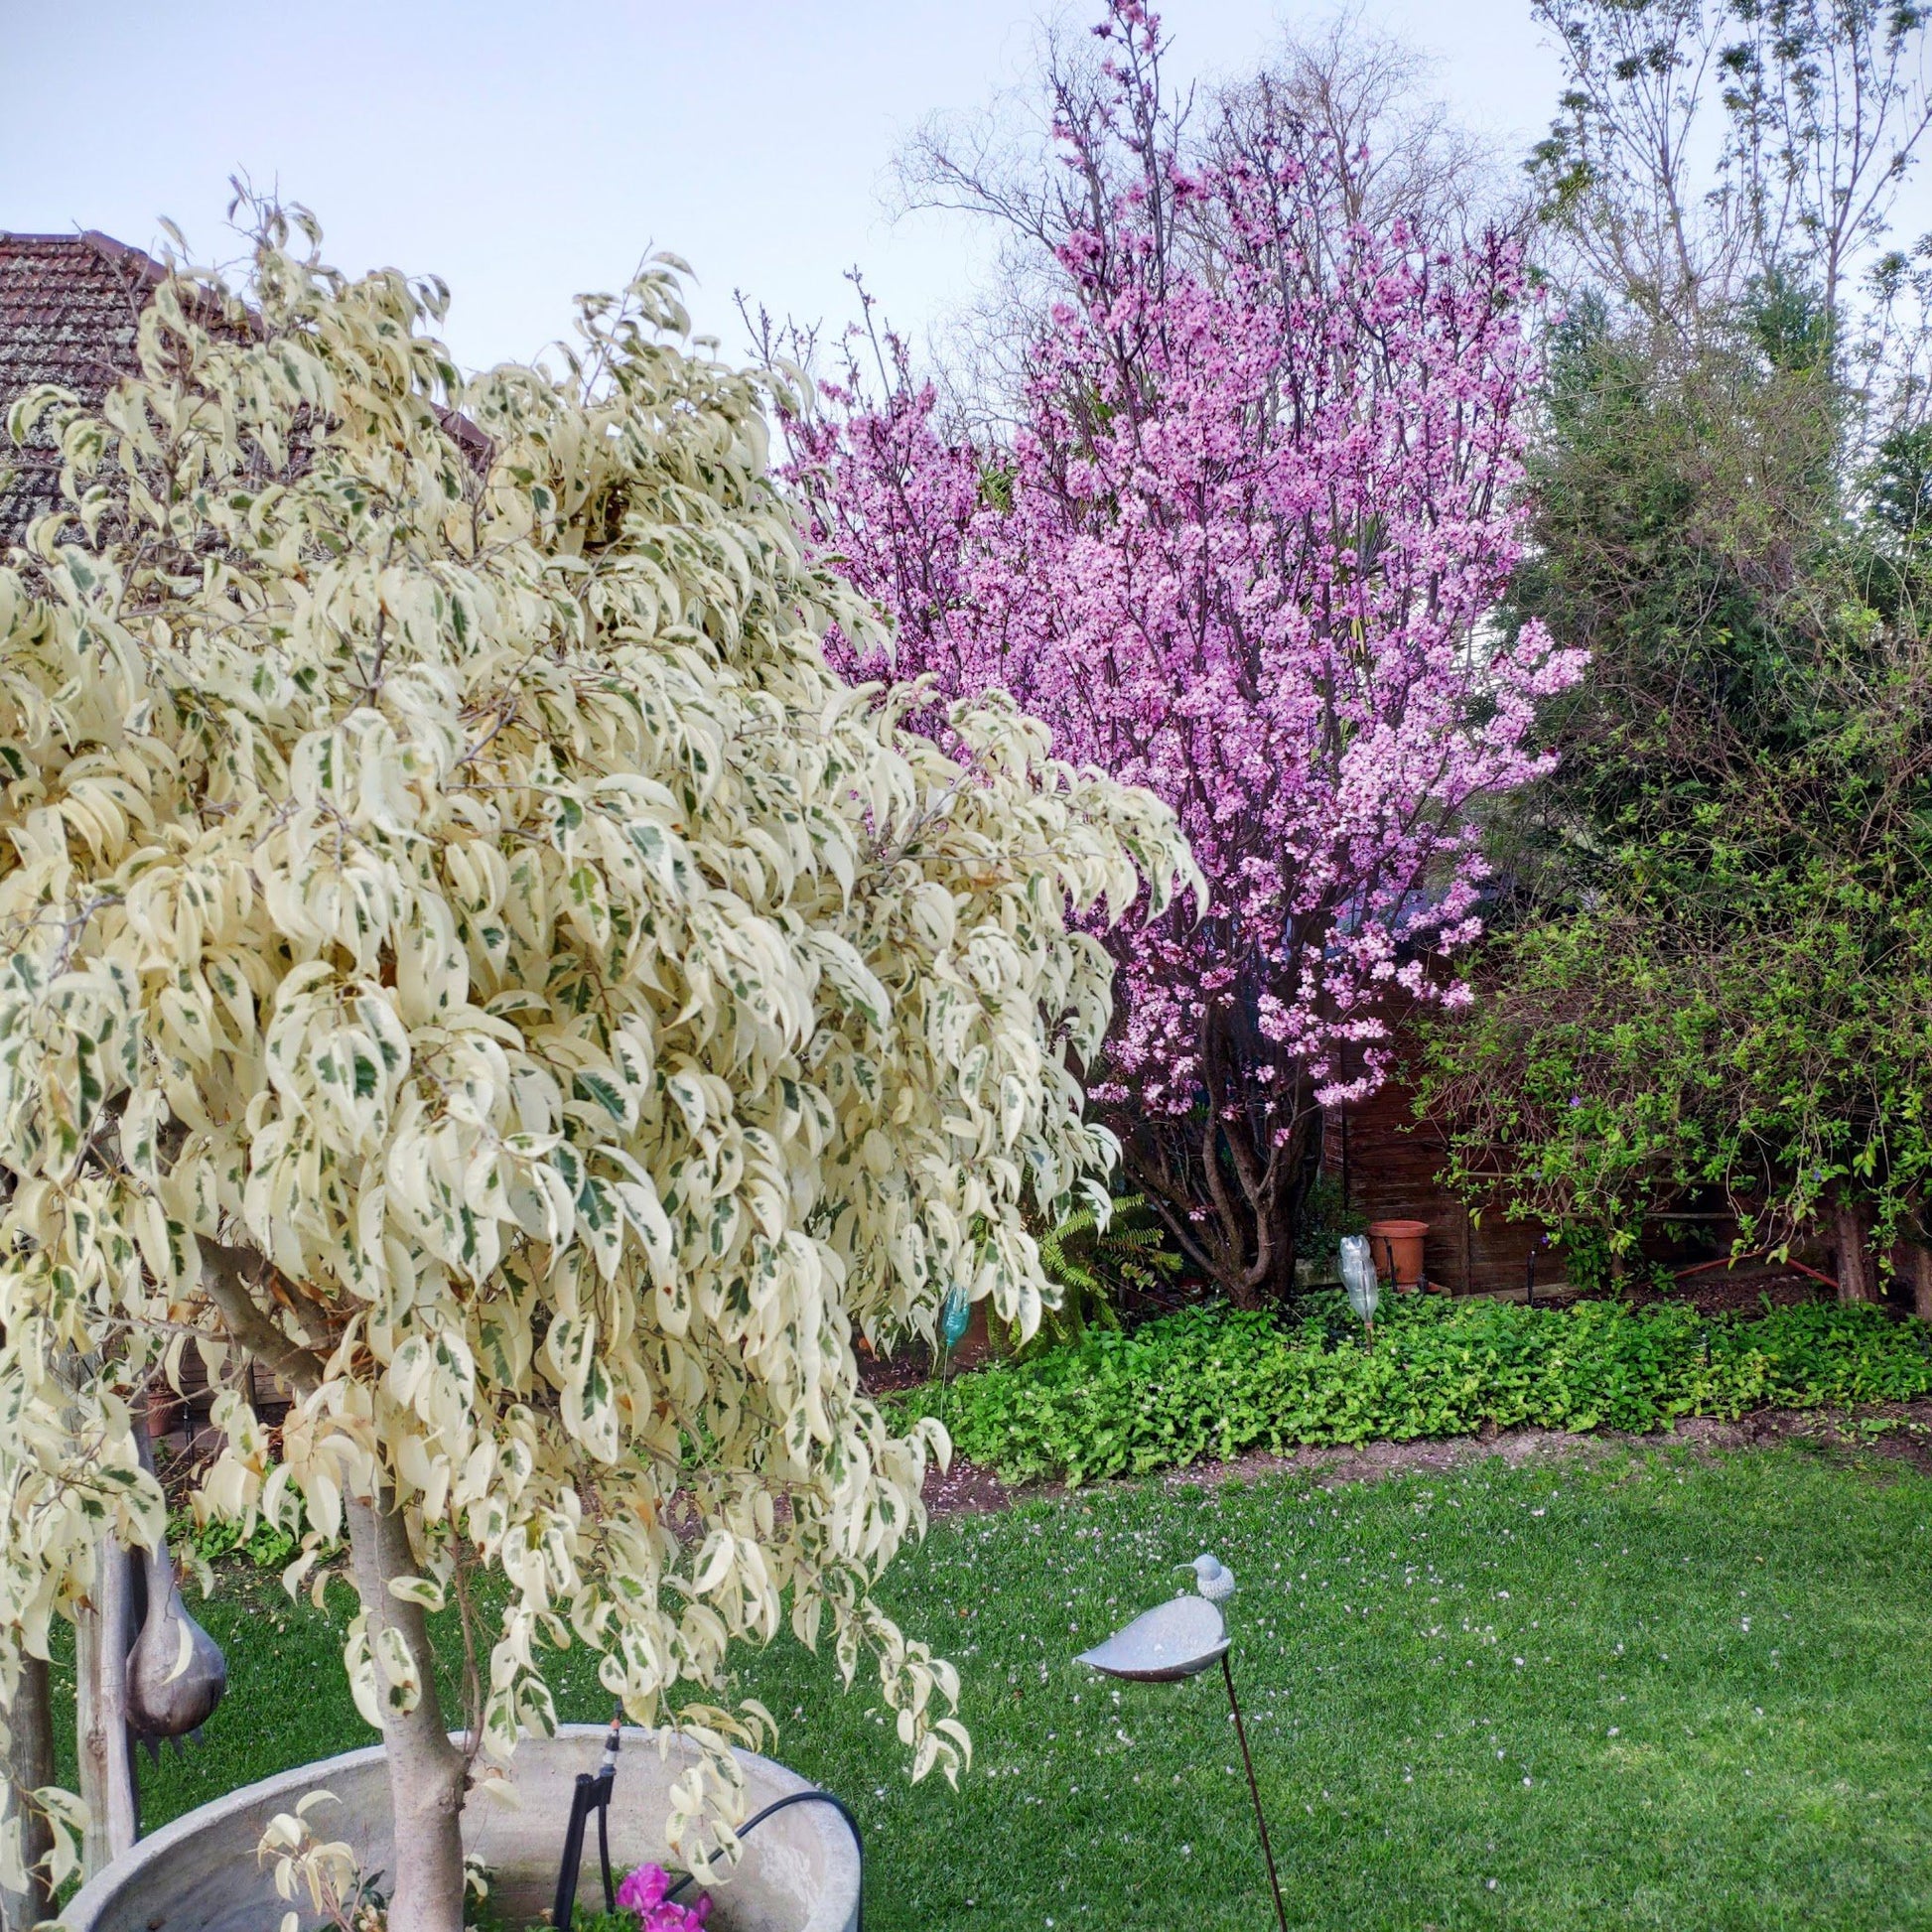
[
  {"left": 0, "top": 215, "right": 1189, "bottom": 1931},
  {"left": 889, "top": 5, "right": 1514, "bottom": 418},
  {"left": 1529, "top": 0, "right": 1932, "bottom": 348},
  {"left": 1421, "top": 0, "right": 1932, "bottom": 1300},
  {"left": 782, "top": 1, "right": 1580, "bottom": 1306}
]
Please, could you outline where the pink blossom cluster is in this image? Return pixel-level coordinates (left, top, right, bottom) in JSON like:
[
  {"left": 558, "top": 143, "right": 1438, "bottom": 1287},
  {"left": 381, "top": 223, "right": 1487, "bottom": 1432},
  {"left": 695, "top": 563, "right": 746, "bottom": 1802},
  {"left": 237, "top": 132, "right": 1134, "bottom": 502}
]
[
  {"left": 614, "top": 1863, "right": 711, "bottom": 1931},
  {"left": 785, "top": 2, "right": 1583, "bottom": 1290}
]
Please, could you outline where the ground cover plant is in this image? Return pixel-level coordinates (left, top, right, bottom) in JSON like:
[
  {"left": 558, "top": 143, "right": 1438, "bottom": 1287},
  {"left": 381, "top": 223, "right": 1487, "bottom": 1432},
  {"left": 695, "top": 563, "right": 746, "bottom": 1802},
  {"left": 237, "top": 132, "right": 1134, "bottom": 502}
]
[
  {"left": 69, "top": 1445, "right": 1932, "bottom": 1930},
  {"left": 911, "top": 1297, "right": 1932, "bottom": 1484}
]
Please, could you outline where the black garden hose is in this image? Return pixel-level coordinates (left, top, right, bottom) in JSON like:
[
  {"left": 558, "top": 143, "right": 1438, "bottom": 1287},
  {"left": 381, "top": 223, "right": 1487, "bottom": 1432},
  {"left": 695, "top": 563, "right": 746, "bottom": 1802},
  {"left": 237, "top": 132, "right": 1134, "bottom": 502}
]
[
  {"left": 665, "top": 1787, "right": 866, "bottom": 1932},
  {"left": 552, "top": 1713, "right": 864, "bottom": 1932}
]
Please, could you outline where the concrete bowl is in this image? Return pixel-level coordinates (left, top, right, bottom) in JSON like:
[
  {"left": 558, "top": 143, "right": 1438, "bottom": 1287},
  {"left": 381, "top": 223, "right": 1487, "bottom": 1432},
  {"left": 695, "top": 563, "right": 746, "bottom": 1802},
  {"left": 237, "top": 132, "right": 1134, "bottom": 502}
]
[{"left": 64, "top": 1725, "right": 860, "bottom": 1932}]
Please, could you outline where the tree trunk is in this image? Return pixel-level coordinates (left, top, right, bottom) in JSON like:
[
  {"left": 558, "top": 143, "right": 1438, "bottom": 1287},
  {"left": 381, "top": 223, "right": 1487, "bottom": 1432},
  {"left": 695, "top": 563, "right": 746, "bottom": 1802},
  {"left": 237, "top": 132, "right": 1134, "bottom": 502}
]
[
  {"left": 1, "top": 1654, "right": 55, "bottom": 1931},
  {"left": 75, "top": 1536, "right": 138, "bottom": 1877},
  {"left": 346, "top": 1492, "right": 467, "bottom": 1932},
  {"left": 1904, "top": 1242, "right": 1932, "bottom": 1323},
  {"left": 1127, "top": 1076, "right": 1312, "bottom": 1310},
  {"left": 1833, "top": 1197, "right": 1877, "bottom": 1306}
]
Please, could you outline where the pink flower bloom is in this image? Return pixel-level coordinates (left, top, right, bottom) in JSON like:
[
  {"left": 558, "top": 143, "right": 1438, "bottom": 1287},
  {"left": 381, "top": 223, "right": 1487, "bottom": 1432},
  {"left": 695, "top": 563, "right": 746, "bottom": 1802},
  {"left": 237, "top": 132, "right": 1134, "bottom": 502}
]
[
  {"left": 616, "top": 1864, "right": 671, "bottom": 1913},
  {"left": 616, "top": 1861, "right": 709, "bottom": 1928},
  {"left": 638, "top": 1901, "right": 710, "bottom": 1932},
  {"left": 781, "top": 0, "right": 1583, "bottom": 1295}
]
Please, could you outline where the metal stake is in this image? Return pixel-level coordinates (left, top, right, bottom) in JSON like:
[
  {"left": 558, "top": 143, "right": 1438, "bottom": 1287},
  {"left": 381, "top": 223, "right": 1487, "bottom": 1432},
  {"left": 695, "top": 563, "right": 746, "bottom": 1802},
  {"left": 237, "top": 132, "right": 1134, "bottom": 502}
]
[
  {"left": 1077, "top": 1593, "right": 1290, "bottom": 1931},
  {"left": 1220, "top": 1651, "right": 1289, "bottom": 1932}
]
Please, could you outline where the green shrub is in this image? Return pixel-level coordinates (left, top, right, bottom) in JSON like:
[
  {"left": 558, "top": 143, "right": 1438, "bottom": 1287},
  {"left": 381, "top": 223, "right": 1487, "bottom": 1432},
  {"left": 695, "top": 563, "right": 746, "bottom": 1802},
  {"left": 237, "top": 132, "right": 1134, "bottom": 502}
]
[
  {"left": 911, "top": 1296, "right": 1932, "bottom": 1484},
  {"left": 1018, "top": 1191, "right": 1178, "bottom": 1350},
  {"left": 177, "top": 1513, "right": 304, "bottom": 1571},
  {"left": 172, "top": 1493, "right": 324, "bottom": 1572},
  {"left": 1293, "top": 1173, "right": 1368, "bottom": 1259}
]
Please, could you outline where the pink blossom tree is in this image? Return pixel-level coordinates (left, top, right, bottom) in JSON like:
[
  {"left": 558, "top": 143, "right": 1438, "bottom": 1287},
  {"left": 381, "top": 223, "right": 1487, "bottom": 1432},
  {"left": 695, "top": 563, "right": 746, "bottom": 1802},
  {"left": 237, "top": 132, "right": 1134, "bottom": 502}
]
[{"left": 784, "top": 3, "right": 1584, "bottom": 1305}]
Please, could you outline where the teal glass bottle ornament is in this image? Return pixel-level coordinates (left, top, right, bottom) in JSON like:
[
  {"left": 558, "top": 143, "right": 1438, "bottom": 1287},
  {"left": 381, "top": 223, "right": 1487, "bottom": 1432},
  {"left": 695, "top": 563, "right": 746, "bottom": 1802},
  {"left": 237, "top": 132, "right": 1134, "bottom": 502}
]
[
  {"left": 935, "top": 1282, "right": 973, "bottom": 1427},
  {"left": 940, "top": 1282, "right": 971, "bottom": 1349}
]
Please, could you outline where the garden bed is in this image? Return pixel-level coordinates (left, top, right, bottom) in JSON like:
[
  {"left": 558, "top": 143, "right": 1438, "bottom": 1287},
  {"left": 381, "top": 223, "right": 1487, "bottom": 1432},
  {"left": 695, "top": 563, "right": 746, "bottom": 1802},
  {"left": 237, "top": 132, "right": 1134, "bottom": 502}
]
[
  {"left": 905, "top": 1296, "right": 1932, "bottom": 1485},
  {"left": 917, "top": 1395, "right": 1932, "bottom": 1518}
]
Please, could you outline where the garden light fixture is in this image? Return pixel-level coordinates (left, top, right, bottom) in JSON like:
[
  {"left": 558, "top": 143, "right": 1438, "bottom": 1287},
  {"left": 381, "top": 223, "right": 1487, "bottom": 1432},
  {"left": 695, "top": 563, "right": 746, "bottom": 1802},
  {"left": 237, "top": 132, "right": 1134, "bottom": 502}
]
[{"left": 1077, "top": 1560, "right": 1290, "bottom": 1932}]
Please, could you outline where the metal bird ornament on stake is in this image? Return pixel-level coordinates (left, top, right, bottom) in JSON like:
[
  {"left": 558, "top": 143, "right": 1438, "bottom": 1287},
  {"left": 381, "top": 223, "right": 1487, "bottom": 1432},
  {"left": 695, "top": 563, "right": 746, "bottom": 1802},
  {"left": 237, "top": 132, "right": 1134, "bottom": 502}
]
[
  {"left": 1178, "top": 1552, "right": 1237, "bottom": 1604},
  {"left": 1339, "top": 1233, "right": 1380, "bottom": 1350},
  {"left": 1078, "top": 1554, "right": 1290, "bottom": 1932}
]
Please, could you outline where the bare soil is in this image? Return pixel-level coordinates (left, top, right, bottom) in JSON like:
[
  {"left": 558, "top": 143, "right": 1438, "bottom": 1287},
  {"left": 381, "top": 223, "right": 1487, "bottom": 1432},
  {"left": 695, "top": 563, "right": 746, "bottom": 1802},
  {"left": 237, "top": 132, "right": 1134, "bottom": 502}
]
[
  {"left": 1472, "top": 1262, "right": 1837, "bottom": 1318},
  {"left": 855, "top": 1337, "right": 935, "bottom": 1395},
  {"left": 1607, "top": 1262, "right": 1843, "bottom": 1316}
]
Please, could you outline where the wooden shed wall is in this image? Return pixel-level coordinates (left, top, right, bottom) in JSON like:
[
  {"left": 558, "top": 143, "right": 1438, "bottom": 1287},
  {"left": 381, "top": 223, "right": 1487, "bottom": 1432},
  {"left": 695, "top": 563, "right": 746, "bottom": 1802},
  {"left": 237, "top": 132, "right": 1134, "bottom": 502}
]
[
  {"left": 1321, "top": 1067, "right": 1550, "bottom": 1296},
  {"left": 1318, "top": 1024, "right": 1773, "bottom": 1297}
]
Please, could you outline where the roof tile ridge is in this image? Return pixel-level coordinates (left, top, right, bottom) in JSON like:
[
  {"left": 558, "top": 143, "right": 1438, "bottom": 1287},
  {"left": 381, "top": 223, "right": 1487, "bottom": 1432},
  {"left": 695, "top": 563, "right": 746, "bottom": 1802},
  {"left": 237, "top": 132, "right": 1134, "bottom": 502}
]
[{"left": 79, "top": 229, "right": 169, "bottom": 290}]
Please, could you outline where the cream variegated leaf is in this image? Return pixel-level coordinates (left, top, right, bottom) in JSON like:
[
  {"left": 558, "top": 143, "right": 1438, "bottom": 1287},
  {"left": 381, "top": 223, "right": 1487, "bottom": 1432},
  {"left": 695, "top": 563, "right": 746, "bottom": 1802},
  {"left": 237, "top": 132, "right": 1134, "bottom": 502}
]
[{"left": 0, "top": 215, "right": 1195, "bottom": 1878}]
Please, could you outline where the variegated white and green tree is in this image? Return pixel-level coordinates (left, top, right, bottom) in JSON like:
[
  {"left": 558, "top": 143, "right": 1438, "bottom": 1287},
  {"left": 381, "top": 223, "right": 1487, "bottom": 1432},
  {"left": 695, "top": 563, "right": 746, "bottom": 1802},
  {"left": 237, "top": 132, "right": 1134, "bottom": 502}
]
[{"left": 0, "top": 213, "right": 1192, "bottom": 1932}]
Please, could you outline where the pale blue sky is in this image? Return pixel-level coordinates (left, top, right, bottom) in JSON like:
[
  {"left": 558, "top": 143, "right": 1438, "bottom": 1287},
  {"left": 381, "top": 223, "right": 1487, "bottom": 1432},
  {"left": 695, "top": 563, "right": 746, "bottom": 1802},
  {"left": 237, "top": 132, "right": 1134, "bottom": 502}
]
[{"left": 1, "top": 1, "right": 1566, "bottom": 372}]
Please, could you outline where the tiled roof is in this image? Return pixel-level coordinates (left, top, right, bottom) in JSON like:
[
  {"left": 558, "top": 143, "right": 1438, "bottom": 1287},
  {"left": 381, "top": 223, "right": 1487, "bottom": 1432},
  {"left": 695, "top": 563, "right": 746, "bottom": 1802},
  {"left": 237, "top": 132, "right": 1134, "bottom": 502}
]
[
  {"left": 0, "top": 230, "right": 489, "bottom": 553},
  {"left": 0, "top": 230, "right": 165, "bottom": 547}
]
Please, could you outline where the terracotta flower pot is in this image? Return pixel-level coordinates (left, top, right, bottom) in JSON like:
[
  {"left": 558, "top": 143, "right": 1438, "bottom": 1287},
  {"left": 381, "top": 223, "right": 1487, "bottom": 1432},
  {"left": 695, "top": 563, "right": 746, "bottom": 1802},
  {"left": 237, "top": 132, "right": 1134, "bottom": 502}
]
[{"left": 1366, "top": 1219, "right": 1429, "bottom": 1293}]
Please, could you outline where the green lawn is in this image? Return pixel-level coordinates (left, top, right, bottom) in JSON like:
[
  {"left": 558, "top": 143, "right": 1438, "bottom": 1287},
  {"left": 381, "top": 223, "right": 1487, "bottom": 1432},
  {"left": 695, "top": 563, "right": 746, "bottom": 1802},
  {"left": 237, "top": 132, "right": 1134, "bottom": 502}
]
[{"left": 69, "top": 1442, "right": 1932, "bottom": 1929}]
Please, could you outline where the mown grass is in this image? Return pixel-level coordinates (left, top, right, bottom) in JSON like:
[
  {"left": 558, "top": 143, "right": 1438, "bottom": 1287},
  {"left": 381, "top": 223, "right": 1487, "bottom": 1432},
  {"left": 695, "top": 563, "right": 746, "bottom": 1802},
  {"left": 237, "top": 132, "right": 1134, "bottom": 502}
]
[{"left": 60, "top": 1442, "right": 1932, "bottom": 1929}]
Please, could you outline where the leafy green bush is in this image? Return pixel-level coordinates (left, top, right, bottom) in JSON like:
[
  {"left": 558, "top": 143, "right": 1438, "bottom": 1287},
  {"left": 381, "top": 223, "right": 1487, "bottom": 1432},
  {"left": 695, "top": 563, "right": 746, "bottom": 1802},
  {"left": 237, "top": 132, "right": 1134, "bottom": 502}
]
[
  {"left": 913, "top": 1297, "right": 1932, "bottom": 1484},
  {"left": 171, "top": 1492, "right": 324, "bottom": 1572},
  {"left": 1018, "top": 1191, "right": 1178, "bottom": 1349},
  {"left": 177, "top": 1513, "right": 303, "bottom": 1571}
]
